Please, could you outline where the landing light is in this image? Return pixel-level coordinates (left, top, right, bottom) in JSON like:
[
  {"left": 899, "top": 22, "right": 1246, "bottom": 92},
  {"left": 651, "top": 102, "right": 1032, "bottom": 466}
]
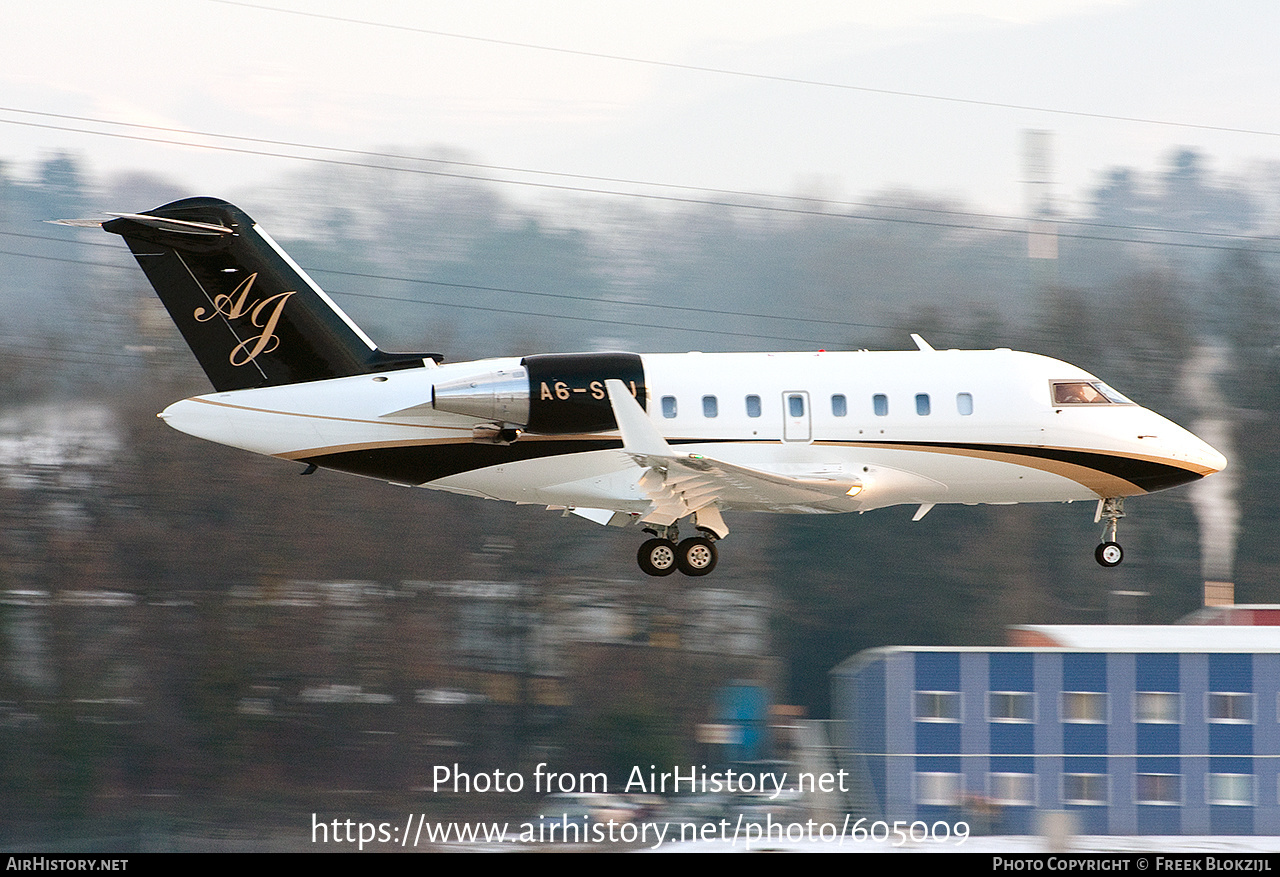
[{"left": 846, "top": 485, "right": 863, "bottom": 497}]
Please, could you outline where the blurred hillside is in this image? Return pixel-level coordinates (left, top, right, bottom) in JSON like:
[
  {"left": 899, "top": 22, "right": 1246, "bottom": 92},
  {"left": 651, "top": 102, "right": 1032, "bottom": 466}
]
[{"left": 1, "top": 147, "right": 1278, "bottom": 836}]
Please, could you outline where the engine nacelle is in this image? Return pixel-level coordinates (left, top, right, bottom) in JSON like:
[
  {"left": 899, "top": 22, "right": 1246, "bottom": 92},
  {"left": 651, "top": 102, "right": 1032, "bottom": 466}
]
[
  {"left": 432, "top": 352, "right": 647, "bottom": 435},
  {"left": 430, "top": 368, "right": 530, "bottom": 425}
]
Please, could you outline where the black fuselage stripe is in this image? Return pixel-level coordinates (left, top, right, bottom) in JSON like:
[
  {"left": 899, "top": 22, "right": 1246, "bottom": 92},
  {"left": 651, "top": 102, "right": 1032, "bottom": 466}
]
[
  {"left": 301, "top": 439, "right": 624, "bottom": 484},
  {"left": 866, "top": 441, "right": 1200, "bottom": 492},
  {"left": 297, "top": 437, "right": 1203, "bottom": 494}
]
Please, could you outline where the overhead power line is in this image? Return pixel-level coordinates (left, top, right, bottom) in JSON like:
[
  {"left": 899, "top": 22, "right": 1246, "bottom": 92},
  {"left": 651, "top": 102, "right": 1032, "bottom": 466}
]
[
  {"left": 209, "top": 0, "right": 1280, "bottom": 139},
  {"left": 0, "top": 243, "right": 911, "bottom": 345},
  {"left": 4, "top": 222, "right": 1274, "bottom": 355},
  {"left": 3, "top": 109, "right": 1279, "bottom": 251}
]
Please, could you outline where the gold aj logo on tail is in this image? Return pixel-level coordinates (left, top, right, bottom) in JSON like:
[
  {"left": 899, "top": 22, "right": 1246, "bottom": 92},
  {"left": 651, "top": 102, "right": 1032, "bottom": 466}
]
[{"left": 193, "top": 273, "right": 296, "bottom": 366}]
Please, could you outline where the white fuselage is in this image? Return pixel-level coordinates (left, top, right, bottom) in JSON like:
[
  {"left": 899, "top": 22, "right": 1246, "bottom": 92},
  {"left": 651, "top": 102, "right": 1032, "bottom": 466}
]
[{"left": 156, "top": 347, "right": 1226, "bottom": 519}]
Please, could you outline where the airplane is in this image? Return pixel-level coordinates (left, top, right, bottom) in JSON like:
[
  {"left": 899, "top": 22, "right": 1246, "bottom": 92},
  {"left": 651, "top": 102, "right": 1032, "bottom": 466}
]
[{"left": 60, "top": 197, "right": 1227, "bottom": 577}]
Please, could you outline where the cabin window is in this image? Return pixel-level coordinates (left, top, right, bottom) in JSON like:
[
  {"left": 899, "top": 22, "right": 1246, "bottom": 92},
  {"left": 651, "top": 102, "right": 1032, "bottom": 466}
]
[
  {"left": 873, "top": 394, "right": 888, "bottom": 416},
  {"left": 788, "top": 394, "right": 805, "bottom": 418},
  {"left": 957, "top": 393, "right": 973, "bottom": 416},
  {"left": 916, "top": 393, "right": 931, "bottom": 416},
  {"left": 745, "top": 395, "right": 761, "bottom": 418},
  {"left": 661, "top": 396, "right": 677, "bottom": 418},
  {"left": 831, "top": 394, "right": 847, "bottom": 417},
  {"left": 702, "top": 395, "right": 718, "bottom": 418}
]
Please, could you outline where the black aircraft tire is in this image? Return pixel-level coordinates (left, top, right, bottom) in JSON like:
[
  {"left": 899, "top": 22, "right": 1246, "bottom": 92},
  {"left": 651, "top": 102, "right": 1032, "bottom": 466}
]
[
  {"left": 676, "top": 537, "right": 718, "bottom": 577},
  {"left": 638, "top": 539, "right": 678, "bottom": 577},
  {"left": 1095, "top": 541, "right": 1124, "bottom": 568}
]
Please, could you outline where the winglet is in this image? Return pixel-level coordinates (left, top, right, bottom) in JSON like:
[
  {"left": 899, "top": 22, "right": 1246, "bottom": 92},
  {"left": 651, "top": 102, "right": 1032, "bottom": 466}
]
[{"left": 605, "top": 379, "right": 672, "bottom": 457}]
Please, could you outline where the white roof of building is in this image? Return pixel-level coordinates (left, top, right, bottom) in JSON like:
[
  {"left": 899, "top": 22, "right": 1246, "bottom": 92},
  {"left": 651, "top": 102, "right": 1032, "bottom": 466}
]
[
  {"left": 829, "top": 615, "right": 1280, "bottom": 675},
  {"left": 1010, "top": 624, "right": 1280, "bottom": 651}
]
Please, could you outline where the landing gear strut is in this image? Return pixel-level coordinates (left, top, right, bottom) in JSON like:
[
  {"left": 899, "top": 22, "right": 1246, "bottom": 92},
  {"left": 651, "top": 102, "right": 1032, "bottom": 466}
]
[{"left": 1094, "top": 497, "right": 1124, "bottom": 568}]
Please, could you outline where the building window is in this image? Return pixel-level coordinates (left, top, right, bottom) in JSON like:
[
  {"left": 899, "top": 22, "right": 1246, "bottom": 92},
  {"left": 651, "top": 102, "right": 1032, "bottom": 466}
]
[
  {"left": 916, "top": 772, "right": 961, "bottom": 806},
  {"left": 831, "top": 394, "right": 847, "bottom": 417},
  {"left": 916, "top": 393, "right": 931, "bottom": 416},
  {"left": 1208, "top": 774, "right": 1254, "bottom": 806},
  {"left": 1136, "top": 773, "right": 1181, "bottom": 805},
  {"left": 745, "top": 395, "right": 761, "bottom": 418},
  {"left": 1062, "top": 773, "right": 1108, "bottom": 805},
  {"left": 702, "top": 395, "right": 718, "bottom": 418},
  {"left": 661, "top": 396, "right": 677, "bottom": 418},
  {"left": 1208, "top": 692, "right": 1254, "bottom": 724},
  {"left": 915, "top": 691, "right": 961, "bottom": 723},
  {"left": 1062, "top": 691, "right": 1107, "bottom": 724},
  {"left": 989, "top": 691, "right": 1034, "bottom": 723},
  {"left": 873, "top": 394, "right": 888, "bottom": 416},
  {"left": 1135, "top": 692, "right": 1180, "bottom": 724},
  {"left": 956, "top": 392, "right": 974, "bottom": 415},
  {"left": 990, "top": 773, "right": 1035, "bottom": 806}
]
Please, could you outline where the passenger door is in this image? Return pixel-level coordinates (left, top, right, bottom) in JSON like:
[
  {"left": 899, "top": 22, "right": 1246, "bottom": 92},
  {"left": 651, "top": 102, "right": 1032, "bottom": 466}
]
[{"left": 782, "top": 391, "right": 811, "bottom": 443}]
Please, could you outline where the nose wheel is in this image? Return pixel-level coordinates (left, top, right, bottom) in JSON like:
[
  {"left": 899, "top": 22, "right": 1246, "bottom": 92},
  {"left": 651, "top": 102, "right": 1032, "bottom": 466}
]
[
  {"left": 1095, "top": 541, "right": 1124, "bottom": 567},
  {"left": 1094, "top": 497, "right": 1125, "bottom": 567}
]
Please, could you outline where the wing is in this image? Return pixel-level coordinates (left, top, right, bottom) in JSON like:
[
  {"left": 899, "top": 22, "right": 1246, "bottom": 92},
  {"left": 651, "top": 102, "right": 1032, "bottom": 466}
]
[{"left": 600, "top": 380, "right": 863, "bottom": 530}]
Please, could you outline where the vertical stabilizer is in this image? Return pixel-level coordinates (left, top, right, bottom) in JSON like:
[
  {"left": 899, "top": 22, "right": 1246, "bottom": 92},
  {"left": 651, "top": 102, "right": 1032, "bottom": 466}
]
[{"left": 102, "top": 197, "right": 432, "bottom": 391}]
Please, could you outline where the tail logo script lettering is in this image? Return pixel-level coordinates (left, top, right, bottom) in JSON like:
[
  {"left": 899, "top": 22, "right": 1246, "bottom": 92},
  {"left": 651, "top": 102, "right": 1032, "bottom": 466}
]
[{"left": 193, "top": 273, "right": 296, "bottom": 366}]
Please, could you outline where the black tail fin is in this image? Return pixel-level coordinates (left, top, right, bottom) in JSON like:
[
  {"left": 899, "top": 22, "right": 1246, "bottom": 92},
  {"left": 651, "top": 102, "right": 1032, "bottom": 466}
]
[{"left": 103, "top": 197, "right": 435, "bottom": 392}]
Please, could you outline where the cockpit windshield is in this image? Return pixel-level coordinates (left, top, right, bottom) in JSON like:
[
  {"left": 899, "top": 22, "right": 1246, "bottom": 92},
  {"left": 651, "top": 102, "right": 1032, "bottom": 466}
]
[{"left": 1051, "top": 381, "right": 1134, "bottom": 405}]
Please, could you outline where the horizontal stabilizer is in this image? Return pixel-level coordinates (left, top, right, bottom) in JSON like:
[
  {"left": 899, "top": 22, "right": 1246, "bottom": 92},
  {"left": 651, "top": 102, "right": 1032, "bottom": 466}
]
[
  {"left": 50, "top": 213, "right": 234, "bottom": 235},
  {"left": 47, "top": 218, "right": 107, "bottom": 229}
]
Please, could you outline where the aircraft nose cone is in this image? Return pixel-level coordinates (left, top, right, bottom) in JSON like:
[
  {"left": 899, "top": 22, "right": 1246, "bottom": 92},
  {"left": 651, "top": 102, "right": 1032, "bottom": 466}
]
[
  {"left": 1170, "top": 428, "right": 1227, "bottom": 477},
  {"left": 1181, "top": 421, "right": 1229, "bottom": 475},
  {"left": 1199, "top": 442, "right": 1228, "bottom": 474}
]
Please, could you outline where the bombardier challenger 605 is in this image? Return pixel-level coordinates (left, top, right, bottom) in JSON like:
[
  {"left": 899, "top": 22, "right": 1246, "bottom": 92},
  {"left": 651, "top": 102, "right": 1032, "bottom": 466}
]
[{"left": 59, "top": 198, "right": 1226, "bottom": 577}]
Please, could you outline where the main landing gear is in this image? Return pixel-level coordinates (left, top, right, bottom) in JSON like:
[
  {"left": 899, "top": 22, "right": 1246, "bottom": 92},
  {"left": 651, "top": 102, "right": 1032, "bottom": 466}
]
[
  {"left": 1094, "top": 497, "right": 1125, "bottom": 568},
  {"left": 636, "top": 524, "right": 719, "bottom": 577}
]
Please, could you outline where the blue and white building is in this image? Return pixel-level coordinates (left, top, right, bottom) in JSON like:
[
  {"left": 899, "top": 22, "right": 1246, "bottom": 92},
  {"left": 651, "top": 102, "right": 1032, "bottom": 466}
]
[{"left": 830, "top": 626, "right": 1280, "bottom": 835}]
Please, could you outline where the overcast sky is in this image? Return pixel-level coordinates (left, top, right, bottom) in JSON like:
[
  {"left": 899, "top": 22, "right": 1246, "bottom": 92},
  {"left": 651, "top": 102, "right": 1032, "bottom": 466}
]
[{"left": 5, "top": 0, "right": 1280, "bottom": 215}]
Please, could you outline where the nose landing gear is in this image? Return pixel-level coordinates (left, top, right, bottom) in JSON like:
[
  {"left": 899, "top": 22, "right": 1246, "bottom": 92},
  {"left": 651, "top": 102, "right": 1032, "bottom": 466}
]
[{"left": 1094, "top": 497, "right": 1125, "bottom": 567}]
